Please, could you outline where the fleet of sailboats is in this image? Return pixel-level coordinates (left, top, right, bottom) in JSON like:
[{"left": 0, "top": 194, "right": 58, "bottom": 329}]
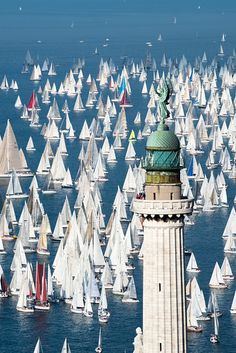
[{"left": 0, "top": 37, "right": 236, "bottom": 353}]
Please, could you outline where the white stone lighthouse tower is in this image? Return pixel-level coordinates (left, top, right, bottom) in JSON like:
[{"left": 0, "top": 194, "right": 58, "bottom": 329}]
[{"left": 133, "top": 81, "right": 193, "bottom": 353}]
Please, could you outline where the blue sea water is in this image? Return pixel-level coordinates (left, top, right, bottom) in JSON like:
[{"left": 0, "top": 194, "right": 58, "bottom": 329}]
[{"left": 0, "top": 2, "right": 236, "bottom": 352}]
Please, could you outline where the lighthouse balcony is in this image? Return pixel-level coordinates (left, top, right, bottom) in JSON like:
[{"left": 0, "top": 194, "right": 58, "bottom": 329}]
[{"left": 132, "top": 197, "right": 193, "bottom": 216}]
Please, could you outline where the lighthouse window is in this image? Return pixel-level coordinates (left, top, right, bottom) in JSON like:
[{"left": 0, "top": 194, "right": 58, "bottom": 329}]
[
  {"left": 153, "top": 193, "right": 156, "bottom": 200},
  {"left": 170, "top": 192, "right": 173, "bottom": 200},
  {"left": 160, "top": 343, "right": 162, "bottom": 351},
  {"left": 159, "top": 283, "right": 161, "bottom": 292}
]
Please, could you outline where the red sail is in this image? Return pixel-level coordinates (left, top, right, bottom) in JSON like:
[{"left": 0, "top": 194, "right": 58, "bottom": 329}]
[
  {"left": 27, "top": 91, "right": 36, "bottom": 110},
  {"left": 120, "top": 90, "right": 127, "bottom": 106},
  {"left": 1, "top": 274, "right": 8, "bottom": 293},
  {"left": 35, "top": 262, "right": 44, "bottom": 301},
  {"left": 41, "top": 263, "right": 48, "bottom": 303}
]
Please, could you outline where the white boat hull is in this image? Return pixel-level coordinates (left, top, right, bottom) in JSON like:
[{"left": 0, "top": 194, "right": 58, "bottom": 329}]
[
  {"left": 71, "top": 307, "right": 84, "bottom": 314},
  {"left": 16, "top": 306, "right": 34, "bottom": 313},
  {"left": 122, "top": 298, "right": 139, "bottom": 303},
  {"left": 35, "top": 304, "right": 50, "bottom": 311}
]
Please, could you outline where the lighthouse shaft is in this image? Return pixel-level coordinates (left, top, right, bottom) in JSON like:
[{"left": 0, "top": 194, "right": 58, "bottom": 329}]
[{"left": 133, "top": 108, "right": 193, "bottom": 353}]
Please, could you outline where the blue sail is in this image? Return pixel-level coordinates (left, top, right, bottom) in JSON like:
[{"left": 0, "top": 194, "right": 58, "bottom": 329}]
[
  {"left": 118, "top": 77, "right": 126, "bottom": 96},
  {"left": 187, "top": 156, "right": 194, "bottom": 177}
]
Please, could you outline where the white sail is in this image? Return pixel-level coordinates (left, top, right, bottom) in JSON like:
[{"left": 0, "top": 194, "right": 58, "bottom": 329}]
[
  {"left": 209, "top": 262, "right": 227, "bottom": 288},
  {"left": 186, "top": 253, "right": 200, "bottom": 272},
  {"left": 107, "top": 145, "right": 117, "bottom": 163},
  {"left": 71, "top": 282, "right": 84, "bottom": 312},
  {"left": 101, "top": 262, "right": 113, "bottom": 288},
  {"left": 6, "top": 170, "right": 27, "bottom": 198},
  {"left": 125, "top": 141, "right": 136, "bottom": 160},
  {"left": 83, "top": 293, "right": 93, "bottom": 317},
  {"left": 224, "top": 234, "right": 236, "bottom": 254},
  {"left": 187, "top": 301, "right": 199, "bottom": 328},
  {"left": 98, "top": 284, "right": 108, "bottom": 312},
  {"left": 230, "top": 291, "right": 236, "bottom": 313},
  {"left": 33, "top": 339, "right": 42, "bottom": 353},
  {"left": 79, "top": 120, "right": 90, "bottom": 140},
  {"left": 122, "top": 276, "right": 139, "bottom": 302},
  {"left": 61, "top": 338, "right": 71, "bottom": 353},
  {"left": 50, "top": 149, "right": 66, "bottom": 182},
  {"left": 52, "top": 213, "right": 64, "bottom": 240},
  {"left": 26, "top": 137, "right": 35, "bottom": 151},
  {"left": 15, "top": 95, "right": 23, "bottom": 109},
  {"left": 0, "top": 237, "right": 6, "bottom": 253},
  {"left": 221, "top": 257, "right": 234, "bottom": 279},
  {"left": 62, "top": 168, "right": 73, "bottom": 188},
  {"left": 0, "top": 120, "right": 30, "bottom": 175}
]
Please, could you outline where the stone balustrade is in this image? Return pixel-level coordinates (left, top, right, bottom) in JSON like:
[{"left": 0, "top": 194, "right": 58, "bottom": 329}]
[{"left": 132, "top": 198, "right": 193, "bottom": 216}]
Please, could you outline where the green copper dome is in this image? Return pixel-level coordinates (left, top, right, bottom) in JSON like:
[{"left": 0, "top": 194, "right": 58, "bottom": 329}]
[{"left": 146, "top": 122, "right": 180, "bottom": 151}]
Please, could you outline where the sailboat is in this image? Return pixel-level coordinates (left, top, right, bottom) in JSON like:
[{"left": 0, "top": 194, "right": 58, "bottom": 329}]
[
  {"left": 70, "top": 283, "right": 84, "bottom": 313},
  {"left": 6, "top": 170, "right": 28, "bottom": 199},
  {"left": 42, "top": 172, "right": 57, "bottom": 194},
  {"left": 224, "top": 233, "right": 236, "bottom": 254},
  {"left": 95, "top": 327, "right": 103, "bottom": 353},
  {"left": 26, "top": 137, "right": 36, "bottom": 151},
  {"left": 32, "top": 338, "right": 43, "bottom": 353},
  {"left": 125, "top": 141, "right": 136, "bottom": 161},
  {"left": 230, "top": 291, "right": 236, "bottom": 314},
  {"left": 186, "top": 301, "right": 203, "bottom": 332},
  {"left": 210, "top": 303, "right": 219, "bottom": 343},
  {"left": 62, "top": 168, "right": 73, "bottom": 188},
  {"left": 61, "top": 338, "right": 72, "bottom": 353},
  {"left": 28, "top": 91, "right": 40, "bottom": 111},
  {"left": 15, "top": 95, "right": 23, "bottom": 109},
  {"left": 0, "top": 265, "right": 9, "bottom": 297},
  {"left": 221, "top": 257, "right": 234, "bottom": 280},
  {"left": 83, "top": 293, "right": 93, "bottom": 317},
  {"left": 0, "top": 237, "right": 7, "bottom": 255},
  {"left": 221, "top": 33, "right": 226, "bottom": 42},
  {"left": 16, "top": 277, "right": 34, "bottom": 313},
  {"left": 129, "top": 130, "right": 136, "bottom": 141},
  {"left": 98, "top": 285, "right": 110, "bottom": 322},
  {"left": 35, "top": 262, "right": 50, "bottom": 311},
  {"left": 37, "top": 217, "right": 50, "bottom": 256},
  {"left": 120, "top": 89, "right": 132, "bottom": 108},
  {"left": 134, "top": 112, "right": 141, "bottom": 125},
  {"left": 218, "top": 44, "right": 224, "bottom": 56},
  {"left": 209, "top": 262, "right": 227, "bottom": 288},
  {"left": 122, "top": 276, "right": 139, "bottom": 303},
  {"left": 186, "top": 253, "right": 200, "bottom": 273},
  {"left": 207, "top": 291, "right": 222, "bottom": 318}
]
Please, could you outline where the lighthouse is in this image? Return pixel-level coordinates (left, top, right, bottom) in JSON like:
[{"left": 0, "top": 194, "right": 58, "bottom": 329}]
[{"left": 133, "top": 80, "right": 193, "bottom": 353}]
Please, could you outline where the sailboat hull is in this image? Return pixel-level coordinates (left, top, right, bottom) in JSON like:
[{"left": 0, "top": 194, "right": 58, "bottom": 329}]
[
  {"left": 95, "top": 347, "right": 102, "bottom": 353},
  {"left": 122, "top": 298, "right": 139, "bottom": 303},
  {"left": 35, "top": 304, "right": 50, "bottom": 311},
  {"left": 71, "top": 307, "right": 84, "bottom": 314},
  {"left": 210, "top": 335, "right": 219, "bottom": 343},
  {"left": 83, "top": 311, "right": 93, "bottom": 318},
  {"left": 0, "top": 292, "right": 9, "bottom": 298},
  {"left": 6, "top": 193, "right": 28, "bottom": 199},
  {"left": 187, "top": 326, "right": 203, "bottom": 332},
  {"left": 209, "top": 284, "right": 227, "bottom": 289},
  {"left": 37, "top": 248, "right": 50, "bottom": 256},
  {"left": 42, "top": 190, "right": 57, "bottom": 194},
  {"left": 16, "top": 306, "right": 34, "bottom": 313}
]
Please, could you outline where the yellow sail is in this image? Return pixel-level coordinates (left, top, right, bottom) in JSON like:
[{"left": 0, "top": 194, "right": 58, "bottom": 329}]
[{"left": 129, "top": 130, "right": 136, "bottom": 141}]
